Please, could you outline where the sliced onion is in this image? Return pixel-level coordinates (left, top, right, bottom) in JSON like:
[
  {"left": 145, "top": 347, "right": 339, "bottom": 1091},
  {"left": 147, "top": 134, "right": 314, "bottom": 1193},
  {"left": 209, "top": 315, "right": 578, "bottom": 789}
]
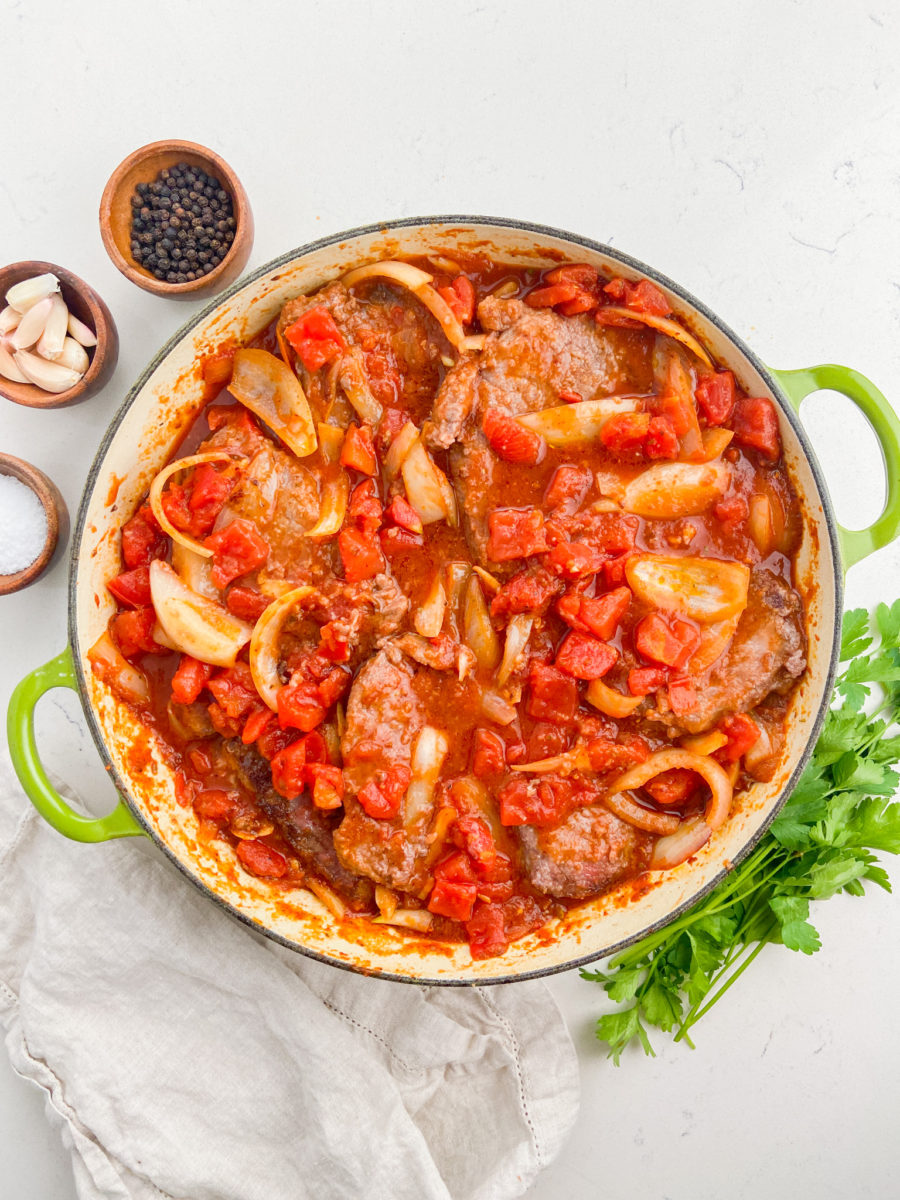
[
  {"left": 744, "top": 722, "right": 773, "bottom": 775},
  {"left": 149, "top": 560, "right": 253, "bottom": 667},
  {"left": 372, "top": 908, "right": 434, "bottom": 932},
  {"left": 512, "top": 747, "right": 590, "bottom": 775},
  {"left": 87, "top": 631, "right": 149, "bottom": 706},
  {"left": 384, "top": 420, "right": 420, "bottom": 480},
  {"left": 497, "top": 613, "right": 533, "bottom": 687},
  {"left": 307, "top": 471, "right": 350, "bottom": 540},
  {"left": 171, "top": 540, "right": 220, "bottom": 599},
  {"left": 375, "top": 884, "right": 399, "bottom": 919},
  {"left": 480, "top": 690, "right": 517, "bottom": 725},
  {"left": 697, "top": 428, "right": 734, "bottom": 461},
  {"left": 679, "top": 729, "right": 728, "bottom": 756},
  {"left": 472, "top": 565, "right": 501, "bottom": 593},
  {"left": 604, "top": 790, "right": 681, "bottom": 835},
  {"left": 401, "top": 439, "right": 453, "bottom": 525},
  {"left": 464, "top": 574, "right": 500, "bottom": 670},
  {"left": 404, "top": 726, "right": 450, "bottom": 825},
  {"left": 339, "top": 349, "right": 383, "bottom": 424},
  {"left": 414, "top": 573, "right": 446, "bottom": 638},
  {"left": 516, "top": 395, "right": 641, "bottom": 447},
  {"left": 248, "top": 584, "right": 316, "bottom": 709},
  {"left": 654, "top": 342, "right": 705, "bottom": 460},
  {"left": 229, "top": 348, "right": 317, "bottom": 458},
  {"left": 604, "top": 308, "right": 713, "bottom": 367},
  {"left": 689, "top": 614, "right": 741, "bottom": 673},
  {"left": 606, "top": 747, "right": 734, "bottom": 831},
  {"left": 306, "top": 878, "right": 346, "bottom": 920},
  {"left": 621, "top": 461, "right": 729, "bottom": 519},
  {"left": 650, "top": 817, "right": 712, "bottom": 869},
  {"left": 626, "top": 555, "right": 750, "bottom": 624},
  {"left": 445, "top": 562, "right": 471, "bottom": 633},
  {"left": 317, "top": 422, "right": 345, "bottom": 464},
  {"left": 341, "top": 260, "right": 471, "bottom": 353},
  {"left": 149, "top": 452, "right": 240, "bottom": 558},
  {"left": 748, "top": 493, "right": 774, "bottom": 555},
  {"left": 586, "top": 677, "right": 643, "bottom": 718}
]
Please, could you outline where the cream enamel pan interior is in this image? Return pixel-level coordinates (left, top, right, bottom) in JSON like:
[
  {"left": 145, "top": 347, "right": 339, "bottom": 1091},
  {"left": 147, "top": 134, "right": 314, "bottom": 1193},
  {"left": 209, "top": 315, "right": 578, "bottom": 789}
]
[{"left": 69, "top": 218, "right": 842, "bottom": 984}]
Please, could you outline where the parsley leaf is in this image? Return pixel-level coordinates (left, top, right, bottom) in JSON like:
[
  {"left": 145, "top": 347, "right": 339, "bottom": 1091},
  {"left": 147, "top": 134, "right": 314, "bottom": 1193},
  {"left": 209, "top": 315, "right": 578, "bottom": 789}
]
[{"left": 585, "top": 603, "right": 900, "bottom": 1059}]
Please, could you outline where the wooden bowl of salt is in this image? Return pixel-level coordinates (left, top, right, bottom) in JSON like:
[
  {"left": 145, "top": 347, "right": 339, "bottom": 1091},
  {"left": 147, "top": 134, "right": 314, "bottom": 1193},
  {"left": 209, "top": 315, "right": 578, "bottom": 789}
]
[{"left": 0, "top": 453, "right": 68, "bottom": 594}]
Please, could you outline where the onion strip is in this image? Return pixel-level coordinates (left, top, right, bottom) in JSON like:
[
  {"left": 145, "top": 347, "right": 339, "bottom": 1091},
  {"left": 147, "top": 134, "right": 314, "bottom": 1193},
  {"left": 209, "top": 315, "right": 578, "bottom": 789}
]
[
  {"left": 307, "top": 471, "right": 350, "bottom": 540},
  {"left": 229, "top": 348, "right": 317, "bottom": 458},
  {"left": 149, "top": 452, "right": 240, "bottom": 558},
  {"left": 87, "top": 632, "right": 149, "bottom": 707},
  {"left": 372, "top": 908, "right": 434, "bottom": 932},
  {"left": 339, "top": 349, "right": 383, "bottom": 424},
  {"left": 404, "top": 726, "right": 450, "bottom": 825},
  {"left": 384, "top": 420, "right": 420, "bottom": 480},
  {"left": 516, "top": 395, "right": 641, "bottom": 447},
  {"left": 649, "top": 816, "right": 712, "bottom": 869},
  {"left": 248, "top": 585, "right": 316, "bottom": 709},
  {"left": 341, "top": 260, "right": 474, "bottom": 354},
  {"left": 606, "top": 747, "right": 734, "bottom": 831},
  {"left": 464, "top": 574, "right": 500, "bottom": 670},
  {"left": 604, "top": 791, "right": 681, "bottom": 835},
  {"left": 401, "top": 439, "right": 454, "bottom": 525},
  {"left": 497, "top": 613, "right": 533, "bottom": 687},
  {"left": 585, "top": 677, "right": 643, "bottom": 718},
  {"left": 603, "top": 308, "right": 713, "bottom": 367},
  {"left": 512, "top": 747, "right": 590, "bottom": 775},
  {"left": 149, "top": 561, "right": 253, "bottom": 667},
  {"left": 414, "top": 573, "right": 447, "bottom": 638}
]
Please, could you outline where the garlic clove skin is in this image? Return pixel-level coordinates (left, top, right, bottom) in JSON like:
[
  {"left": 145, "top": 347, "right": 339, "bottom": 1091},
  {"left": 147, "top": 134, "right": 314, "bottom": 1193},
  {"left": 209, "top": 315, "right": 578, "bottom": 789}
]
[
  {"left": 14, "top": 349, "right": 82, "bottom": 393},
  {"left": 11, "top": 296, "right": 54, "bottom": 349},
  {"left": 6, "top": 272, "right": 60, "bottom": 313},
  {"left": 66, "top": 311, "right": 97, "bottom": 347},
  {"left": 0, "top": 305, "right": 21, "bottom": 335},
  {"left": 56, "top": 335, "right": 90, "bottom": 374},
  {"left": 0, "top": 343, "right": 30, "bottom": 383},
  {"left": 35, "top": 294, "right": 69, "bottom": 360}
]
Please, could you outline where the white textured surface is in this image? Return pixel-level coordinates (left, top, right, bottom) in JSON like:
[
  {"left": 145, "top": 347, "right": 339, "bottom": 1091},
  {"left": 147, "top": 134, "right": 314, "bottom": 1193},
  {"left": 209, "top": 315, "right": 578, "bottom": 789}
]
[{"left": 1, "top": 1, "right": 899, "bottom": 1197}]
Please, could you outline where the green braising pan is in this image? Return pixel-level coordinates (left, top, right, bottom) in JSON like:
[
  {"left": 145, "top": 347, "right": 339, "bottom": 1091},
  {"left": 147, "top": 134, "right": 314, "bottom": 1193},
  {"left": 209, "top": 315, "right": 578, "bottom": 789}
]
[{"left": 8, "top": 218, "right": 900, "bottom": 984}]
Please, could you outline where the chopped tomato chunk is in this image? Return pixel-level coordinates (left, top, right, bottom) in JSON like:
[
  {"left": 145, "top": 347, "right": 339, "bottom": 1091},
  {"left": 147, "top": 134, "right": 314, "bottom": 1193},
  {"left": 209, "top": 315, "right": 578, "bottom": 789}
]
[
  {"left": 283, "top": 306, "right": 346, "bottom": 372},
  {"left": 307, "top": 763, "right": 345, "bottom": 810},
  {"left": 668, "top": 675, "right": 698, "bottom": 715},
  {"left": 716, "top": 712, "right": 761, "bottom": 761},
  {"left": 526, "top": 662, "right": 578, "bottom": 723},
  {"left": 472, "top": 728, "right": 506, "bottom": 777},
  {"left": 121, "top": 505, "right": 166, "bottom": 569},
  {"left": 226, "top": 585, "right": 272, "bottom": 622},
  {"left": 108, "top": 565, "right": 152, "bottom": 608},
  {"left": 587, "top": 734, "right": 650, "bottom": 773},
  {"left": 558, "top": 586, "right": 631, "bottom": 640},
  {"left": 271, "top": 740, "right": 309, "bottom": 799},
  {"left": 384, "top": 494, "right": 423, "bottom": 534},
  {"left": 555, "top": 631, "right": 617, "bottom": 679},
  {"left": 498, "top": 776, "right": 581, "bottom": 827},
  {"left": 602, "top": 276, "right": 671, "bottom": 316},
  {"left": 466, "top": 902, "right": 509, "bottom": 959},
  {"left": 627, "top": 666, "right": 668, "bottom": 696},
  {"left": 643, "top": 768, "right": 700, "bottom": 806},
  {"left": 340, "top": 423, "right": 377, "bottom": 475},
  {"left": 111, "top": 607, "right": 158, "bottom": 657},
  {"left": 599, "top": 412, "right": 651, "bottom": 452},
  {"left": 171, "top": 655, "right": 215, "bottom": 704},
  {"left": 545, "top": 263, "right": 600, "bottom": 292},
  {"left": 713, "top": 495, "right": 750, "bottom": 527},
  {"left": 526, "top": 282, "right": 580, "bottom": 309},
  {"left": 204, "top": 518, "right": 269, "bottom": 588},
  {"left": 491, "top": 566, "right": 562, "bottom": 617},
  {"left": 644, "top": 415, "right": 679, "bottom": 459},
  {"left": 236, "top": 840, "right": 287, "bottom": 878},
  {"left": 524, "top": 720, "right": 568, "bottom": 762},
  {"left": 437, "top": 275, "right": 476, "bottom": 324},
  {"left": 428, "top": 877, "right": 477, "bottom": 923},
  {"left": 482, "top": 408, "right": 544, "bottom": 465},
  {"left": 241, "top": 706, "right": 274, "bottom": 745},
  {"left": 338, "top": 525, "right": 385, "bottom": 582},
  {"left": 732, "top": 396, "right": 781, "bottom": 461},
  {"left": 488, "top": 508, "right": 548, "bottom": 562},
  {"left": 348, "top": 478, "right": 383, "bottom": 533},
  {"left": 546, "top": 541, "right": 604, "bottom": 580},
  {"left": 695, "top": 371, "right": 736, "bottom": 425},
  {"left": 207, "top": 663, "right": 259, "bottom": 722},
  {"left": 277, "top": 679, "right": 327, "bottom": 732},
  {"left": 357, "top": 764, "right": 412, "bottom": 819},
  {"left": 634, "top": 612, "right": 701, "bottom": 670},
  {"left": 544, "top": 464, "right": 592, "bottom": 512},
  {"left": 194, "top": 788, "right": 238, "bottom": 821},
  {"left": 380, "top": 525, "right": 424, "bottom": 555}
]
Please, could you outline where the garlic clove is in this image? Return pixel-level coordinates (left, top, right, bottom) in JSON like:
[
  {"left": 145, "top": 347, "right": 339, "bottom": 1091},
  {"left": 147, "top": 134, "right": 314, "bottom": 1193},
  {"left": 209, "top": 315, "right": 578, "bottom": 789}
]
[
  {"left": 56, "top": 335, "right": 90, "bottom": 374},
  {"left": 14, "top": 349, "right": 82, "bottom": 393},
  {"left": 6, "top": 272, "right": 60, "bottom": 313},
  {"left": 11, "top": 296, "right": 54, "bottom": 349},
  {"left": 36, "top": 294, "right": 69, "bottom": 360},
  {"left": 0, "top": 343, "right": 30, "bottom": 383},
  {"left": 66, "top": 311, "right": 97, "bottom": 347},
  {"left": 0, "top": 305, "right": 21, "bottom": 335}
]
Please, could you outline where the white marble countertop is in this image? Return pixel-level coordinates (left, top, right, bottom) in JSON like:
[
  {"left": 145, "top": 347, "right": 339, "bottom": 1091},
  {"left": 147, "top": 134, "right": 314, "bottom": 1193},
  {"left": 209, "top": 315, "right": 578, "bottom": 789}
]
[{"left": 2, "top": 1, "right": 899, "bottom": 1196}]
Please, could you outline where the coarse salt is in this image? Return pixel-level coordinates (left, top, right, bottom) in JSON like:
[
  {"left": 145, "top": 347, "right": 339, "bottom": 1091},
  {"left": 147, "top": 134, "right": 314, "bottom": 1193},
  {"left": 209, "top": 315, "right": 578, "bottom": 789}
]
[{"left": 0, "top": 474, "right": 48, "bottom": 574}]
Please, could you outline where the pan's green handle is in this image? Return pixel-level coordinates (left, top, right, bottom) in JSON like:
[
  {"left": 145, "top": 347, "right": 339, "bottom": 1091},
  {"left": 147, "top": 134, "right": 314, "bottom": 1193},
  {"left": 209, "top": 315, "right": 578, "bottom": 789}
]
[
  {"left": 7, "top": 646, "right": 144, "bottom": 842},
  {"left": 772, "top": 364, "right": 900, "bottom": 570}
]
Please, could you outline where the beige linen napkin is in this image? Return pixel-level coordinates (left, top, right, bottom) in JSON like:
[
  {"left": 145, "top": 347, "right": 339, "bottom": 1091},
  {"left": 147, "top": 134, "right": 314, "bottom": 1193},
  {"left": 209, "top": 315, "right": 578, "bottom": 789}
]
[{"left": 0, "top": 753, "right": 578, "bottom": 1200}]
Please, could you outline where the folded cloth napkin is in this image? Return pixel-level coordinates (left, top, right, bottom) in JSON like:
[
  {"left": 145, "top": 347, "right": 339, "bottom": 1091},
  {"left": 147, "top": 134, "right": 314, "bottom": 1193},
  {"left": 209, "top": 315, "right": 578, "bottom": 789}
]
[{"left": 0, "top": 753, "right": 579, "bottom": 1200}]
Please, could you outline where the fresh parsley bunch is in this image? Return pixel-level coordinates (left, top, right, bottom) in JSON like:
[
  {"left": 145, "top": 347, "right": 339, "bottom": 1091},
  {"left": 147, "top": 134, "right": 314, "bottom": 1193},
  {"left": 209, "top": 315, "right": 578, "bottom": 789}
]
[{"left": 583, "top": 602, "right": 900, "bottom": 1062}]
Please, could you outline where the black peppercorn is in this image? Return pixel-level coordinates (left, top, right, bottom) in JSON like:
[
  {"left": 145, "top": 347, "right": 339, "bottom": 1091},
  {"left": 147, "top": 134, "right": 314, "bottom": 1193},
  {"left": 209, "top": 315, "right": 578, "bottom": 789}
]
[{"left": 128, "top": 160, "right": 237, "bottom": 284}]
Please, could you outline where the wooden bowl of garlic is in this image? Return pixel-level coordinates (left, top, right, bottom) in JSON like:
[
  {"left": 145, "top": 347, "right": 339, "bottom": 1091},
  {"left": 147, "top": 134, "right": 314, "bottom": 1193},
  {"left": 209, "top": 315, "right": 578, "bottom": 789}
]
[{"left": 0, "top": 261, "right": 118, "bottom": 409}]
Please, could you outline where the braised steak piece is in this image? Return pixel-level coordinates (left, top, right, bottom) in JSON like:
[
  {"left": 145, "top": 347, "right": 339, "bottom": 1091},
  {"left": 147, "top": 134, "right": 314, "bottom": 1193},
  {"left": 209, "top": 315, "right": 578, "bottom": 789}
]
[{"left": 517, "top": 805, "right": 653, "bottom": 899}]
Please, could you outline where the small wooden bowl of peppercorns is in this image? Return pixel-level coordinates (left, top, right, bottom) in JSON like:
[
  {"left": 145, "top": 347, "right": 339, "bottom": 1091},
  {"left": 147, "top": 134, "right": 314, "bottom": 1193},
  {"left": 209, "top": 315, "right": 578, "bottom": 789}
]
[{"left": 99, "top": 140, "right": 254, "bottom": 299}]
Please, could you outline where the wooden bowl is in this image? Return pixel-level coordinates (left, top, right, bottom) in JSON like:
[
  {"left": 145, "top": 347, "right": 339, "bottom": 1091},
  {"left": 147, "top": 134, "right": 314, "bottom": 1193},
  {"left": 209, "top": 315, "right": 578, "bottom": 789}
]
[
  {"left": 0, "top": 261, "right": 118, "bottom": 409},
  {"left": 0, "top": 453, "right": 68, "bottom": 594},
  {"left": 99, "top": 140, "right": 254, "bottom": 299}
]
